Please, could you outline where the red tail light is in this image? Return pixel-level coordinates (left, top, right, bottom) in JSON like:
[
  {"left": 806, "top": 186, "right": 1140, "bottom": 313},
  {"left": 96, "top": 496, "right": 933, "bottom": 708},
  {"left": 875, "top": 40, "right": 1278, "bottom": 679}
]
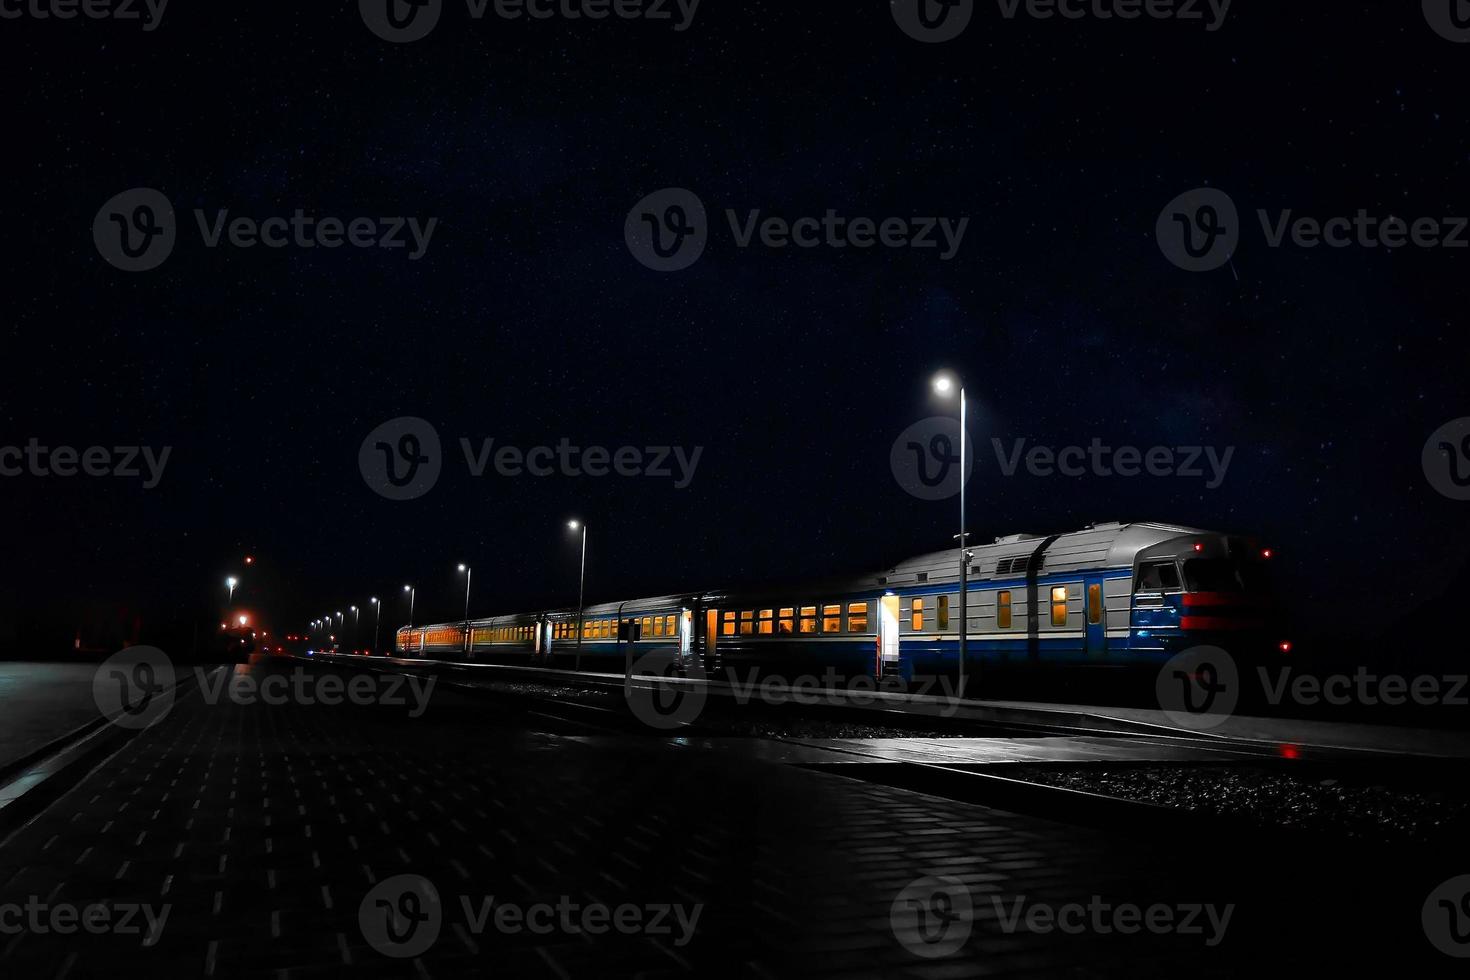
[{"left": 1278, "top": 641, "right": 1292, "bottom": 654}]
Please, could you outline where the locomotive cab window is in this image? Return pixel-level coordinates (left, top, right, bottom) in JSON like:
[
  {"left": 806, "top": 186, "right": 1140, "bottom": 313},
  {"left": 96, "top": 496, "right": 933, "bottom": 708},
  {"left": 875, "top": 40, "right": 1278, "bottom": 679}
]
[{"left": 1134, "top": 561, "right": 1182, "bottom": 593}]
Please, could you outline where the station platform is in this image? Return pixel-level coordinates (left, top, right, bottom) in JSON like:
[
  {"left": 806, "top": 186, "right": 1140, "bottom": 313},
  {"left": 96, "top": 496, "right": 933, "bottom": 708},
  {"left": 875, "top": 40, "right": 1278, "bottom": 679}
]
[{"left": 0, "top": 658, "right": 1461, "bottom": 977}]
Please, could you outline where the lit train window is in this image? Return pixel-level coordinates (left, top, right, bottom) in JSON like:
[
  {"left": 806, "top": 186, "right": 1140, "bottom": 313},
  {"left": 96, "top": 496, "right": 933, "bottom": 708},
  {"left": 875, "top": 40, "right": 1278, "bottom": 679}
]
[
  {"left": 799, "top": 606, "right": 817, "bottom": 633},
  {"left": 740, "top": 611, "right": 755, "bottom": 635},
  {"left": 758, "top": 609, "right": 774, "bottom": 635},
  {"left": 656, "top": 617, "right": 668, "bottom": 637},
  {"left": 911, "top": 598, "right": 924, "bottom": 631},
  {"left": 847, "top": 602, "right": 868, "bottom": 632},
  {"left": 1087, "top": 585, "right": 1103, "bottom": 625},
  {"left": 666, "top": 615, "right": 678, "bottom": 636},
  {"left": 822, "top": 604, "right": 841, "bottom": 633},
  {"left": 938, "top": 596, "right": 950, "bottom": 631},
  {"left": 1051, "top": 587, "right": 1069, "bottom": 627},
  {"left": 722, "top": 611, "right": 735, "bottom": 636},
  {"left": 998, "top": 591, "right": 1012, "bottom": 629},
  {"left": 778, "top": 608, "right": 794, "bottom": 634}
]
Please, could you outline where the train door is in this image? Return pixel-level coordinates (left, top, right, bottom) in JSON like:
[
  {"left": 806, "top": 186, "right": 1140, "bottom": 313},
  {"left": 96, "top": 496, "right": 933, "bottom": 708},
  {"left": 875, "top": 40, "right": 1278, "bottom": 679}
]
[
  {"left": 878, "top": 594, "right": 901, "bottom": 676},
  {"left": 1083, "top": 576, "right": 1107, "bottom": 658},
  {"left": 680, "top": 609, "right": 693, "bottom": 663},
  {"left": 704, "top": 609, "right": 718, "bottom": 671}
]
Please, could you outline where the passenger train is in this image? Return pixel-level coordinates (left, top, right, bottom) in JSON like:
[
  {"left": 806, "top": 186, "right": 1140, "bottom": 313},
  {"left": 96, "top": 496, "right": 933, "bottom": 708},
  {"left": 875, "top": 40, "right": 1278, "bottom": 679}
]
[{"left": 392, "top": 522, "right": 1286, "bottom": 684}]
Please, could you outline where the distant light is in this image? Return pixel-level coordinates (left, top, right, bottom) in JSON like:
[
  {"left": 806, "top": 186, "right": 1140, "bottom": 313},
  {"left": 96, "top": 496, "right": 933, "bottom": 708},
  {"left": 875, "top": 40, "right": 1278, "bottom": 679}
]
[
  {"left": 371, "top": 597, "right": 379, "bottom": 604},
  {"left": 932, "top": 373, "right": 955, "bottom": 396},
  {"left": 568, "top": 519, "right": 580, "bottom": 530},
  {"left": 238, "top": 615, "right": 248, "bottom": 626},
  {"left": 226, "top": 576, "right": 238, "bottom": 587},
  {"left": 1279, "top": 641, "right": 1293, "bottom": 654},
  {"left": 220, "top": 622, "right": 227, "bottom": 629},
  {"left": 244, "top": 556, "right": 254, "bottom": 565},
  {"left": 1279, "top": 745, "right": 1300, "bottom": 760},
  {"left": 457, "top": 564, "right": 466, "bottom": 572},
  {"left": 404, "top": 585, "right": 412, "bottom": 592},
  {"left": 1262, "top": 548, "right": 1273, "bottom": 559}
]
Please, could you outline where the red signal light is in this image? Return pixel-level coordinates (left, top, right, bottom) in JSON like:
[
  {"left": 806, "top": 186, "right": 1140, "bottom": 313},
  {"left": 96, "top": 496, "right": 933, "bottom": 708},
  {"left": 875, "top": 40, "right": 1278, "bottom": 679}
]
[
  {"left": 1193, "top": 543, "right": 1204, "bottom": 552},
  {"left": 1262, "top": 548, "right": 1273, "bottom": 559},
  {"left": 1279, "top": 641, "right": 1293, "bottom": 654}
]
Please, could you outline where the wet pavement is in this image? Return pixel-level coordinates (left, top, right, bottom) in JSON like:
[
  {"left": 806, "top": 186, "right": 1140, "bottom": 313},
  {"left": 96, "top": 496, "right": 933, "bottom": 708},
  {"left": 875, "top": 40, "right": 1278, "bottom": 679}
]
[{"left": 0, "top": 658, "right": 1465, "bottom": 977}]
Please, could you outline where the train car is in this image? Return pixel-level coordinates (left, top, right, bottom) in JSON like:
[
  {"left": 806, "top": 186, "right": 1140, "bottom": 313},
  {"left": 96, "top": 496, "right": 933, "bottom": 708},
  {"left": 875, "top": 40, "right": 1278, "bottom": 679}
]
[
  {"left": 542, "top": 595, "right": 697, "bottom": 672},
  {"left": 389, "top": 522, "right": 1284, "bottom": 687}
]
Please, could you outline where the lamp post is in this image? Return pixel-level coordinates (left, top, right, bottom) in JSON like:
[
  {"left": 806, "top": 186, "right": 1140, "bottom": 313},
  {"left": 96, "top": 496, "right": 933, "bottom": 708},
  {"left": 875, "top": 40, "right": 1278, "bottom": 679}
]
[
  {"left": 371, "top": 597, "right": 381, "bottom": 656},
  {"left": 933, "top": 372, "right": 970, "bottom": 698},
  {"left": 351, "top": 605, "right": 360, "bottom": 653},
  {"left": 226, "top": 576, "right": 238, "bottom": 604},
  {"left": 403, "top": 585, "right": 416, "bottom": 627},
  {"left": 568, "top": 520, "right": 587, "bottom": 671},
  {"left": 457, "top": 565, "right": 472, "bottom": 656}
]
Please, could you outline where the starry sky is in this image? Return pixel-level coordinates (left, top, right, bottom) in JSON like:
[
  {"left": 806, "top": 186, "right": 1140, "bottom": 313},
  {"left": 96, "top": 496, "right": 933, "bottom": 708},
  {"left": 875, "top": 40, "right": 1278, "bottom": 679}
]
[{"left": 1, "top": 1, "right": 1467, "bottom": 656}]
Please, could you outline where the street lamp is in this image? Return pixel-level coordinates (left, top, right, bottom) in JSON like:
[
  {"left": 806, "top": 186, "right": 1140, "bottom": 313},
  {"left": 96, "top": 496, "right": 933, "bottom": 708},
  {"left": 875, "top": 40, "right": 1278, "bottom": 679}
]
[
  {"left": 568, "top": 520, "right": 587, "bottom": 671},
  {"left": 403, "top": 585, "right": 416, "bottom": 628},
  {"left": 351, "top": 605, "right": 360, "bottom": 653},
  {"left": 371, "top": 597, "right": 381, "bottom": 656},
  {"left": 457, "top": 564, "right": 473, "bottom": 656},
  {"left": 933, "top": 371, "right": 970, "bottom": 697},
  {"left": 226, "top": 576, "right": 238, "bottom": 603}
]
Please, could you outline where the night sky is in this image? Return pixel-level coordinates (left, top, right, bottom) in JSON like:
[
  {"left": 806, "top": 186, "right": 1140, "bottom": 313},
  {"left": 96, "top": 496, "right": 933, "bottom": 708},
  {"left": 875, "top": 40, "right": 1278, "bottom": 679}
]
[{"left": 2, "top": 2, "right": 1468, "bottom": 655}]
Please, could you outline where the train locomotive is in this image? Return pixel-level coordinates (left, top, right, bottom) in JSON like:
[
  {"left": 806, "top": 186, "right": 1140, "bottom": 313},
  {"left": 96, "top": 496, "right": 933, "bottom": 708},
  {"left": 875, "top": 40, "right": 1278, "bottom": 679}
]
[{"left": 392, "top": 522, "right": 1285, "bottom": 684}]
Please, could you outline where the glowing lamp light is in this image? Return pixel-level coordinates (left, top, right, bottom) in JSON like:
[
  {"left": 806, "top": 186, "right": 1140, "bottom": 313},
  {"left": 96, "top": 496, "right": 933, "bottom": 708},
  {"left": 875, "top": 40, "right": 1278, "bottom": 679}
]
[
  {"left": 932, "top": 374, "right": 955, "bottom": 396},
  {"left": 1262, "top": 549, "right": 1274, "bottom": 559},
  {"left": 238, "top": 615, "right": 248, "bottom": 626},
  {"left": 1279, "top": 641, "right": 1293, "bottom": 654},
  {"left": 244, "top": 556, "right": 254, "bottom": 565}
]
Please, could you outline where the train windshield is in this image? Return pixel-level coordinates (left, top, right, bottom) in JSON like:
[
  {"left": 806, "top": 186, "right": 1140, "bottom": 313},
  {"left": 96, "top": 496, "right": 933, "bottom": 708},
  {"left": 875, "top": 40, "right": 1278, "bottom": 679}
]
[{"left": 1181, "top": 558, "right": 1272, "bottom": 593}]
